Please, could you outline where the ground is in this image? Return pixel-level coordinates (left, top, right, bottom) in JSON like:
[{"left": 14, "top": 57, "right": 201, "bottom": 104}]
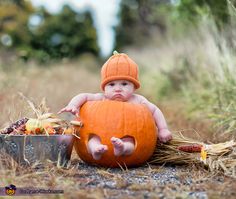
[
  {"left": 1, "top": 100, "right": 235, "bottom": 199},
  {"left": 1, "top": 150, "right": 235, "bottom": 199},
  {"left": 0, "top": 61, "right": 236, "bottom": 198},
  {"left": 59, "top": 152, "right": 236, "bottom": 199}
]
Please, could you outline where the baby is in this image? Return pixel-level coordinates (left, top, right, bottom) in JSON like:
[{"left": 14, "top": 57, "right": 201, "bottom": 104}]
[{"left": 59, "top": 52, "right": 172, "bottom": 160}]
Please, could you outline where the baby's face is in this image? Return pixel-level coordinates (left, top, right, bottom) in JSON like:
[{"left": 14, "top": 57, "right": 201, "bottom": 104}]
[{"left": 104, "top": 80, "right": 135, "bottom": 101}]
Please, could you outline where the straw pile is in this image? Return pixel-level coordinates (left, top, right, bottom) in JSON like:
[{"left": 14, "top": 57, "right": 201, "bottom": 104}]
[{"left": 150, "top": 131, "right": 236, "bottom": 178}]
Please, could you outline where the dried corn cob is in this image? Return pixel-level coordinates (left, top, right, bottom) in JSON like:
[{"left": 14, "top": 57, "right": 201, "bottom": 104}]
[
  {"left": 177, "top": 144, "right": 202, "bottom": 152},
  {"left": 0, "top": 118, "right": 28, "bottom": 134}
]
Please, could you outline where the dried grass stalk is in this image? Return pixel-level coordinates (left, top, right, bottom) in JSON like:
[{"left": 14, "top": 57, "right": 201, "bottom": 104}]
[{"left": 150, "top": 131, "right": 236, "bottom": 178}]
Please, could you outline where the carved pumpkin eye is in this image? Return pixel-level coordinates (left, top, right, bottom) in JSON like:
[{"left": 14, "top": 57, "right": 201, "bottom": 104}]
[{"left": 74, "top": 100, "right": 157, "bottom": 167}]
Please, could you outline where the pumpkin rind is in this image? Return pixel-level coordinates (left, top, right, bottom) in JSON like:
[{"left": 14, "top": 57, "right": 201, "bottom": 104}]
[{"left": 74, "top": 100, "right": 157, "bottom": 167}]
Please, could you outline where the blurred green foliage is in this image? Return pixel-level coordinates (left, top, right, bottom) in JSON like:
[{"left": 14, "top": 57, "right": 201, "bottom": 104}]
[
  {"left": 0, "top": 0, "right": 34, "bottom": 47},
  {"left": 114, "top": 0, "right": 168, "bottom": 50},
  {"left": 115, "top": 0, "right": 232, "bottom": 50},
  {"left": 27, "top": 5, "right": 99, "bottom": 62},
  {"left": 172, "top": 0, "right": 230, "bottom": 28},
  {"left": 1, "top": 0, "right": 232, "bottom": 62},
  {"left": 0, "top": 0, "right": 99, "bottom": 63},
  {"left": 114, "top": 0, "right": 236, "bottom": 136}
]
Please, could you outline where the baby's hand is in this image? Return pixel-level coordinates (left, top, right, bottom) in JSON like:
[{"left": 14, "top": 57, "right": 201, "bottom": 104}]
[
  {"left": 158, "top": 129, "right": 172, "bottom": 143},
  {"left": 58, "top": 104, "right": 79, "bottom": 115}
]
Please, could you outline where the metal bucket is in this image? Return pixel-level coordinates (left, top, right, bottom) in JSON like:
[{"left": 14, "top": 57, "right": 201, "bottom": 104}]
[{"left": 0, "top": 135, "right": 74, "bottom": 167}]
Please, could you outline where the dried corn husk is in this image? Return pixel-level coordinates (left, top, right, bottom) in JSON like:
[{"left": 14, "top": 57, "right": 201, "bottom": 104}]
[
  {"left": 38, "top": 113, "right": 56, "bottom": 120},
  {"left": 150, "top": 131, "right": 236, "bottom": 178},
  {"left": 16, "top": 93, "right": 73, "bottom": 135},
  {"left": 70, "top": 120, "right": 83, "bottom": 127}
]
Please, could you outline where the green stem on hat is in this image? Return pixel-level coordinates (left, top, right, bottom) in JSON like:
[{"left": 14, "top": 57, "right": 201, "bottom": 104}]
[{"left": 113, "top": 50, "right": 119, "bottom": 55}]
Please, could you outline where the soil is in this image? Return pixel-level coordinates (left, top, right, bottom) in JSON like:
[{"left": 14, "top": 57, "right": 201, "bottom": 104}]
[{"left": 57, "top": 153, "right": 236, "bottom": 199}]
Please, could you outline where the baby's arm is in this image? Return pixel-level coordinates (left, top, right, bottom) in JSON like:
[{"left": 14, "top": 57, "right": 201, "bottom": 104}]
[
  {"left": 135, "top": 95, "right": 172, "bottom": 142},
  {"left": 58, "top": 93, "right": 104, "bottom": 115}
]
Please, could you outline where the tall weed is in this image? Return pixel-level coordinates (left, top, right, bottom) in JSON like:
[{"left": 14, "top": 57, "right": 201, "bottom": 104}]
[{"left": 125, "top": 7, "right": 236, "bottom": 137}]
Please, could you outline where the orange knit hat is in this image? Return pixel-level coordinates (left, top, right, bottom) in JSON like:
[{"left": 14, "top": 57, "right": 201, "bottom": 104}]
[{"left": 101, "top": 52, "right": 140, "bottom": 91}]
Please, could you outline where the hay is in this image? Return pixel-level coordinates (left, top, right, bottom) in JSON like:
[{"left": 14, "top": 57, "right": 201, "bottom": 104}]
[{"left": 150, "top": 131, "right": 236, "bottom": 178}]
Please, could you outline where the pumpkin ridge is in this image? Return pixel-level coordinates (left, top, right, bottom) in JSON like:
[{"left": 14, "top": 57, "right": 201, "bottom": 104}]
[
  {"left": 131, "top": 103, "right": 138, "bottom": 152},
  {"left": 86, "top": 101, "right": 102, "bottom": 144},
  {"left": 97, "top": 100, "right": 108, "bottom": 136},
  {"left": 105, "top": 101, "right": 112, "bottom": 140},
  {"left": 140, "top": 105, "right": 146, "bottom": 132},
  {"left": 142, "top": 105, "right": 148, "bottom": 133},
  {"left": 80, "top": 102, "right": 90, "bottom": 149},
  {"left": 92, "top": 101, "right": 99, "bottom": 131},
  {"left": 122, "top": 103, "right": 130, "bottom": 136},
  {"left": 134, "top": 103, "right": 138, "bottom": 139},
  {"left": 123, "top": 103, "right": 131, "bottom": 139},
  {"left": 122, "top": 102, "right": 126, "bottom": 137}
]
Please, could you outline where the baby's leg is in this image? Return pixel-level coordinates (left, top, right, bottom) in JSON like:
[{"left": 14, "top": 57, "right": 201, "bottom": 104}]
[
  {"left": 87, "top": 135, "right": 108, "bottom": 160},
  {"left": 111, "top": 136, "right": 135, "bottom": 156}
]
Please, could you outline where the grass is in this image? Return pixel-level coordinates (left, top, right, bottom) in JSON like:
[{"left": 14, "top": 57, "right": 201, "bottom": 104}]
[
  {"left": 0, "top": 53, "right": 218, "bottom": 198},
  {"left": 0, "top": 60, "right": 233, "bottom": 199},
  {"left": 1, "top": 16, "right": 236, "bottom": 196},
  {"left": 124, "top": 13, "right": 236, "bottom": 139},
  {"left": 1, "top": 150, "right": 236, "bottom": 198},
  {"left": 0, "top": 55, "right": 100, "bottom": 126}
]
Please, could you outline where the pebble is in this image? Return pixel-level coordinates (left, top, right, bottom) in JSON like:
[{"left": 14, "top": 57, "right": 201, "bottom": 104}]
[{"left": 74, "top": 162, "right": 216, "bottom": 198}]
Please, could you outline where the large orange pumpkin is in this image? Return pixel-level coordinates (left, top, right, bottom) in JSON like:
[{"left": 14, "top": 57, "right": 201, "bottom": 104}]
[{"left": 74, "top": 100, "right": 157, "bottom": 167}]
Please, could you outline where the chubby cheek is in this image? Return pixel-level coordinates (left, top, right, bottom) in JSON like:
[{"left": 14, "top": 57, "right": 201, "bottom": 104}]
[
  {"left": 104, "top": 90, "right": 113, "bottom": 98},
  {"left": 124, "top": 87, "right": 134, "bottom": 96},
  {"left": 125, "top": 92, "right": 133, "bottom": 99}
]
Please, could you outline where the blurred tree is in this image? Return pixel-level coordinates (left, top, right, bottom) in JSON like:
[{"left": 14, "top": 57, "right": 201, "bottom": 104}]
[
  {"left": 28, "top": 5, "right": 99, "bottom": 62},
  {"left": 0, "top": 0, "right": 34, "bottom": 48},
  {"left": 11, "top": 0, "right": 24, "bottom": 7},
  {"left": 114, "top": 0, "right": 169, "bottom": 50},
  {"left": 0, "top": 2, "right": 99, "bottom": 62},
  {"left": 172, "top": 0, "right": 230, "bottom": 27},
  {"left": 114, "top": 0, "right": 232, "bottom": 50}
]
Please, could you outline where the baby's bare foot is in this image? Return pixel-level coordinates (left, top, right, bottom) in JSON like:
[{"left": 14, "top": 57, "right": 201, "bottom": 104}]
[
  {"left": 89, "top": 145, "right": 108, "bottom": 160},
  {"left": 111, "top": 137, "right": 125, "bottom": 156}
]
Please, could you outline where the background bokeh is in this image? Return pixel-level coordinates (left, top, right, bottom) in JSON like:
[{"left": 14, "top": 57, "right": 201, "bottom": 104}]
[{"left": 1, "top": 0, "right": 236, "bottom": 139}]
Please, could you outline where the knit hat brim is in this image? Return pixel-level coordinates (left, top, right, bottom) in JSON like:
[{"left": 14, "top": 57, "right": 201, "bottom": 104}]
[{"left": 101, "top": 75, "right": 140, "bottom": 91}]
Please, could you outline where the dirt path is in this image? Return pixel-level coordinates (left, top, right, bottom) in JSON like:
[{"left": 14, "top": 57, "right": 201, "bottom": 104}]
[{"left": 41, "top": 150, "right": 234, "bottom": 199}]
